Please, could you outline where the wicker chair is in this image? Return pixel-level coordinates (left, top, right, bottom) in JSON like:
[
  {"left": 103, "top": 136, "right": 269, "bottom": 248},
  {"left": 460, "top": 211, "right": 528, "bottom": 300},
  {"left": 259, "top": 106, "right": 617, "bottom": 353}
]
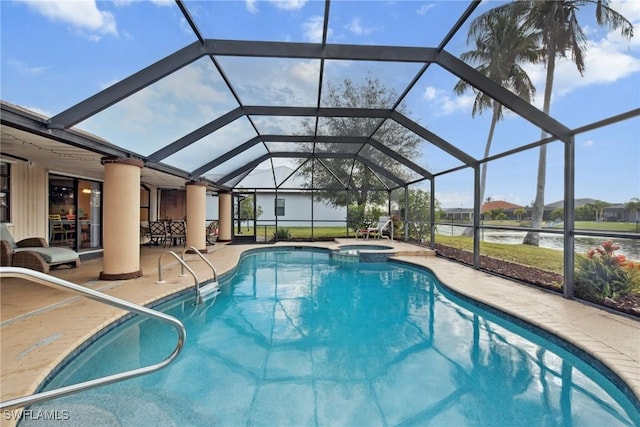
[{"left": 0, "top": 223, "right": 80, "bottom": 273}]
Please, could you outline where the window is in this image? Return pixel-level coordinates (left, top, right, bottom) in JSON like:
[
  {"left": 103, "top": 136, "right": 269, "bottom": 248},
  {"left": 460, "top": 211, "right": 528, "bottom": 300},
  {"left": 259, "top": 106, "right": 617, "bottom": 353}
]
[
  {"left": 275, "top": 198, "right": 285, "bottom": 216},
  {"left": 0, "top": 162, "right": 9, "bottom": 222},
  {"left": 140, "top": 185, "right": 150, "bottom": 222}
]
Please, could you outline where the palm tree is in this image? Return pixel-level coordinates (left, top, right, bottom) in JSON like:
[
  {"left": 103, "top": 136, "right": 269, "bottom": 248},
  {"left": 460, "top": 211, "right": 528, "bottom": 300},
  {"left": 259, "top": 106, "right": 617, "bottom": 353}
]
[
  {"left": 513, "top": 207, "right": 527, "bottom": 222},
  {"left": 587, "top": 200, "right": 610, "bottom": 222},
  {"left": 626, "top": 197, "right": 640, "bottom": 223},
  {"left": 454, "top": 9, "right": 541, "bottom": 206},
  {"left": 506, "top": 0, "right": 634, "bottom": 245}
]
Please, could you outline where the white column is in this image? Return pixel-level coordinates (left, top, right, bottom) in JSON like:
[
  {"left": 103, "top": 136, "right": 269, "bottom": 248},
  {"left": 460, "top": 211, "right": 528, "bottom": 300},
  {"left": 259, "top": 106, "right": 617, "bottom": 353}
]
[
  {"left": 186, "top": 181, "right": 207, "bottom": 252},
  {"left": 100, "top": 157, "right": 144, "bottom": 280}
]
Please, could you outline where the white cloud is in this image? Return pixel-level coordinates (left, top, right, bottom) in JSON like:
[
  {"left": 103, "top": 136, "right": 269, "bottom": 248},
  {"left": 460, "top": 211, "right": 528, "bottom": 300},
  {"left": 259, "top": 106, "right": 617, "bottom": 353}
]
[
  {"left": 416, "top": 3, "right": 436, "bottom": 16},
  {"left": 436, "top": 191, "right": 473, "bottom": 209},
  {"left": 246, "top": 0, "right": 259, "bottom": 14},
  {"left": 290, "top": 60, "right": 320, "bottom": 84},
  {"left": 523, "top": 4, "right": 640, "bottom": 102},
  {"left": 583, "top": 139, "right": 595, "bottom": 148},
  {"left": 422, "top": 85, "right": 475, "bottom": 115},
  {"left": 8, "top": 59, "right": 48, "bottom": 76},
  {"left": 18, "top": 0, "right": 117, "bottom": 40},
  {"left": 149, "top": 0, "right": 174, "bottom": 6},
  {"left": 114, "top": 0, "right": 172, "bottom": 6},
  {"left": 423, "top": 86, "right": 438, "bottom": 101},
  {"left": 345, "top": 17, "right": 374, "bottom": 36},
  {"left": 268, "top": 0, "right": 307, "bottom": 11},
  {"left": 551, "top": 41, "right": 639, "bottom": 97},
  {"left": 609, "top": 0, "right": 640, "bottom": 23},
  {"left": 302, "top": 15, "right": 326, "bottom": 43}
]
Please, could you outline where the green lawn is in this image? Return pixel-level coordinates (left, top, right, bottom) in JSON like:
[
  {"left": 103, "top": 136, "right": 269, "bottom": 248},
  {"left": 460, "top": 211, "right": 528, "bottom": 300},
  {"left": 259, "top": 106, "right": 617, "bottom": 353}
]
[
  {"left": 250, "top": 225, "right": 351, "bottom": 240},
  {"left": 435, "top": 235, "right": 565, "bottom": 273}
]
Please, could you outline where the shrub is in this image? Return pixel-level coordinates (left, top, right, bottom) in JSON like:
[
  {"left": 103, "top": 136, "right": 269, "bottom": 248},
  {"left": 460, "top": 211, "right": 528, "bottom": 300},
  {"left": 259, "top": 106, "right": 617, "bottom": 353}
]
[
  {"left": 575, "top": 241, "right": 640, "bottom": 301},
  {"left": 273, "top": 228, "right": 291, "bottom": 241}
]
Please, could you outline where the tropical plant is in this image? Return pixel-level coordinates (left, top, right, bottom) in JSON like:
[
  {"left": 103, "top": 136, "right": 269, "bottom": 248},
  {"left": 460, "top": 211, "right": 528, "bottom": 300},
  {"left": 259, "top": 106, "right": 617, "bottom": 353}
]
[
  {"left": 575, "top": 204, "right": 597, "bottom": 221},
  {"left": 347, "top": 204, "right": 385, "bottom": 232},
  {"left": 272, "top": 227, "right": 291, "bottom": 241},
  {"left": 500, "top": 0, "right": 635, "bottom": 246},
  {"left": 626, "top": 197, "right": 640, "bottom": 222},
  {"left": 513, "top": 208, "right": 527, "bottom": 221},
  {"left": 239, "top": 195, "right": 262, "bottom": 230},
  {"left": 397, "top": 188, "right": 440, "bottom": 241},
  {"left": 587, "top": 200, "right": 610, "bottom": 222},
  {"left": 454, "top": 8, "right": 541, "bottom": 206},
  {"left": 550, "top": 207, "right": 563, "bottom": 222},
  {"left": 574, "top": 241, "right": 640, "bottom": 300}
]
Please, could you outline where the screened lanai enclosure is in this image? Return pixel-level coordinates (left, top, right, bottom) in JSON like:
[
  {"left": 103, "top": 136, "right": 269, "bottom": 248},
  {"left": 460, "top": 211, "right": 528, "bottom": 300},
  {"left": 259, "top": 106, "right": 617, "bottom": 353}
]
[{"left": 1, "top": 0, "right": 638, "bottom": 313}]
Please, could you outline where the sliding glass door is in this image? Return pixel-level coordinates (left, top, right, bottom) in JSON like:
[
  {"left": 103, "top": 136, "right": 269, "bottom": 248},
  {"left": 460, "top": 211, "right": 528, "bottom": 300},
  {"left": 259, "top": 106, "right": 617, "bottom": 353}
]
[{"left": 49, "top": 175, "right": 102, "bottom": 251}]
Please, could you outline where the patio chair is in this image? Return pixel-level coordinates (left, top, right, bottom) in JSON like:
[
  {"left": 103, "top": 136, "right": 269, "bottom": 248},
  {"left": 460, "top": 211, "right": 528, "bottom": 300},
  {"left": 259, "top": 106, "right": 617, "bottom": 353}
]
[
  {"left": 363, "top": 216, "right": 392, "bottom": 240},
  {"left": 169, "top": 220, "right": 187, "bottom": 247},
  {"left": 0, "top": 223, "right": 80, "bottom": 273},
  {"left": 148, "top": 221, "right": 170, "bottom": 247}
]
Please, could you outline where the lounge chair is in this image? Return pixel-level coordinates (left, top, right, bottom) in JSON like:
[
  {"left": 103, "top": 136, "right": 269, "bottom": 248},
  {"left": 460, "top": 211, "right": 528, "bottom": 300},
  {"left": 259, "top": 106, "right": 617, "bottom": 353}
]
[
  {"left": 0, "top": 223, "right": 80, "bottom": 273},
  {"left": 360, "top": 216, "right": 393, "bottom": 240}
]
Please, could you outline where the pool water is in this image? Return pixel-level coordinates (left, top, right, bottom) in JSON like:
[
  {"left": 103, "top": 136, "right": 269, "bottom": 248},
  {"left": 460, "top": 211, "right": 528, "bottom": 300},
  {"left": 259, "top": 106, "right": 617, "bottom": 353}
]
[{"left": 26, "top": 249, "right": 639, "bottom": 426}]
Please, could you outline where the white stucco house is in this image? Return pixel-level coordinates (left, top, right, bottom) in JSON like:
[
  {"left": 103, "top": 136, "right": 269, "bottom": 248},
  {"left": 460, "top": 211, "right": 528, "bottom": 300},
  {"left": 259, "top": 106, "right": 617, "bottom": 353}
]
[{"left": 206, "top": 166, "right": 347, "bottom": 227}]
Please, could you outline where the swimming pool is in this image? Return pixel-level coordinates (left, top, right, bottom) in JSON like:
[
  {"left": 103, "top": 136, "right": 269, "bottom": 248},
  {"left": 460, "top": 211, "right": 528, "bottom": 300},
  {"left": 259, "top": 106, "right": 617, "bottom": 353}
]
[{"left": 25, "top": 249, "right": 639, "bottom": 426}]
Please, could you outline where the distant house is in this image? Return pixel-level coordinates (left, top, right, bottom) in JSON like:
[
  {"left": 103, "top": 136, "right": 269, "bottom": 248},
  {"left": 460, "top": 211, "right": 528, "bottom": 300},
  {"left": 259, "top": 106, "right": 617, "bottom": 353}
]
[
  {"left": 206, "top": 166, "right": 346, "bottom": 227},
  {"left": 545, "top": 198, "right": 635, "bottom": 222},
  {"left": 442, "top": 207, "right": 474, "bottom": 223},
  {"left": 481, "top": 200, "right": 524, "bottom": 220},
  {"left": 604, "top": 203, "right": 638, "bottom": 222}
]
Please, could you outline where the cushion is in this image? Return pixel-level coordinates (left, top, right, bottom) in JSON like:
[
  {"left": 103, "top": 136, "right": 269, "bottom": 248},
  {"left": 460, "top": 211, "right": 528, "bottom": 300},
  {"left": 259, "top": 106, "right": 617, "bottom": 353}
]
[
  {"left": 14, "top": 247, "right": 78, "bottom": 264},
  {"left": 0, "top": 224, "right": 17, "bottom": 249}
]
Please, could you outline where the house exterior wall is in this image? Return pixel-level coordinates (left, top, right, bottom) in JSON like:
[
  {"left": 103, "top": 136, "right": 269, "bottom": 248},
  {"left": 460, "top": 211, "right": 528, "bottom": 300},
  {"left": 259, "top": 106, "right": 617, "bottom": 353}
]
[
  {"left": 206, "top": 192, "right": 346, "bottom": 227},
  {"left": 256, "top": 193, "right": 346, "bottom": 227}
]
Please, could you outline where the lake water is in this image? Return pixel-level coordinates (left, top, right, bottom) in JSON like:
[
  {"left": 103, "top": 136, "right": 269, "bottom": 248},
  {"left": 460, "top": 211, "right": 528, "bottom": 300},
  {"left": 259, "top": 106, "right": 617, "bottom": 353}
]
[{"left": 436, "top": 225, "right": 640, "bottom": 261}]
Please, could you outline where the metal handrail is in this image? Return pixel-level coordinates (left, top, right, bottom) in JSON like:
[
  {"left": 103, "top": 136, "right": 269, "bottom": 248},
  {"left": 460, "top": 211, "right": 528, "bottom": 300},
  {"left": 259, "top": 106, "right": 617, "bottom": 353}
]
[
  {"left": 181, "top": 246, "right": 218, "bottom": 284},
  {"left": 157, "top": 251, "right": 199, "bottom": 286},
  {"left": 0, "top": 266, "right": 186, "bottom": 411}
]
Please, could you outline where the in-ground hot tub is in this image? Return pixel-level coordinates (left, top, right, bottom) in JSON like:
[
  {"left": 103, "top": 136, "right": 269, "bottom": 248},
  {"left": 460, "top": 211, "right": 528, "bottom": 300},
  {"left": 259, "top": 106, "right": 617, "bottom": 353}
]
[{"left": 333, "top": 244, "right": 395, "bottom": 262}]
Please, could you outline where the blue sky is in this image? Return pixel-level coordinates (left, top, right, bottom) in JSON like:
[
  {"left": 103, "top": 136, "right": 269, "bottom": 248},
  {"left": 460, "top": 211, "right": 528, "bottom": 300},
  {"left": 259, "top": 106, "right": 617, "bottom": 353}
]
[{"left": 1, "top": 0, "right": 639, "bottom": 208}]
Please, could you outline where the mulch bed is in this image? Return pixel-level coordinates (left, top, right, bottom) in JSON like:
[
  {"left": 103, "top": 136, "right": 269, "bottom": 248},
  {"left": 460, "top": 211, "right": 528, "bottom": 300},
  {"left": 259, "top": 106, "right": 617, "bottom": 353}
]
[{"left": 434, "top": 243, "right": 640, "bottom": 318}]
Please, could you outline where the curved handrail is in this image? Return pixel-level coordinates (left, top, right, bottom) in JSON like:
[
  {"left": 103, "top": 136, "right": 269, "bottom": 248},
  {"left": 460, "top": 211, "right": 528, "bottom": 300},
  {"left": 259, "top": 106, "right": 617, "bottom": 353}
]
[
  {"left": 181, "top": 246, "right": 218, "bottom": 284},
  {"left": 157, "top": 251, "right": 199, "bottom": 287},
  {"left": 0, "top": 266, "right": 186, "bottom": 411}
]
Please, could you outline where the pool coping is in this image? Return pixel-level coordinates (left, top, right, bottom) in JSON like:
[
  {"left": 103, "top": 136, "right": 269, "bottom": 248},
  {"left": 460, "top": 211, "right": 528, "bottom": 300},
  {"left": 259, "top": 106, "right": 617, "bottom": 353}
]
[{"left": 1, "top": 240, "right": 638, "bottom": 423}]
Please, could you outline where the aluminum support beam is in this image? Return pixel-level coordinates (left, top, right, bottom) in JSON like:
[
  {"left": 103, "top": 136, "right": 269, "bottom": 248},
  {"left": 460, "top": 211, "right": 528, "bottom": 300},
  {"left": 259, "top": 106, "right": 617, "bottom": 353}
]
[
  {"left": 392, "top": 111, "right": 477, "bottom": 167},
  {"left": 369, "top": 138, "right": 433, "bottom": 179},
  {"left": 244, "top": 106, "right": 392, "bottom": 118},
  {"left": 473, "top": 165, "right": 481, "bottom": 269},
  {"left": 202, "top": 39, "right": 439, "bottom": 63},
  {"left": 563, "top": 136, "right": 576, "bottom": 298},
  {"left": 149, "top": 108, "right": 244, "bottom": 161},
  {"left": 435, "top": 50, "right": 572, "bottom": 141},
  {"left": 48, "top": 42, "right": 205, "bottom": 129}
]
